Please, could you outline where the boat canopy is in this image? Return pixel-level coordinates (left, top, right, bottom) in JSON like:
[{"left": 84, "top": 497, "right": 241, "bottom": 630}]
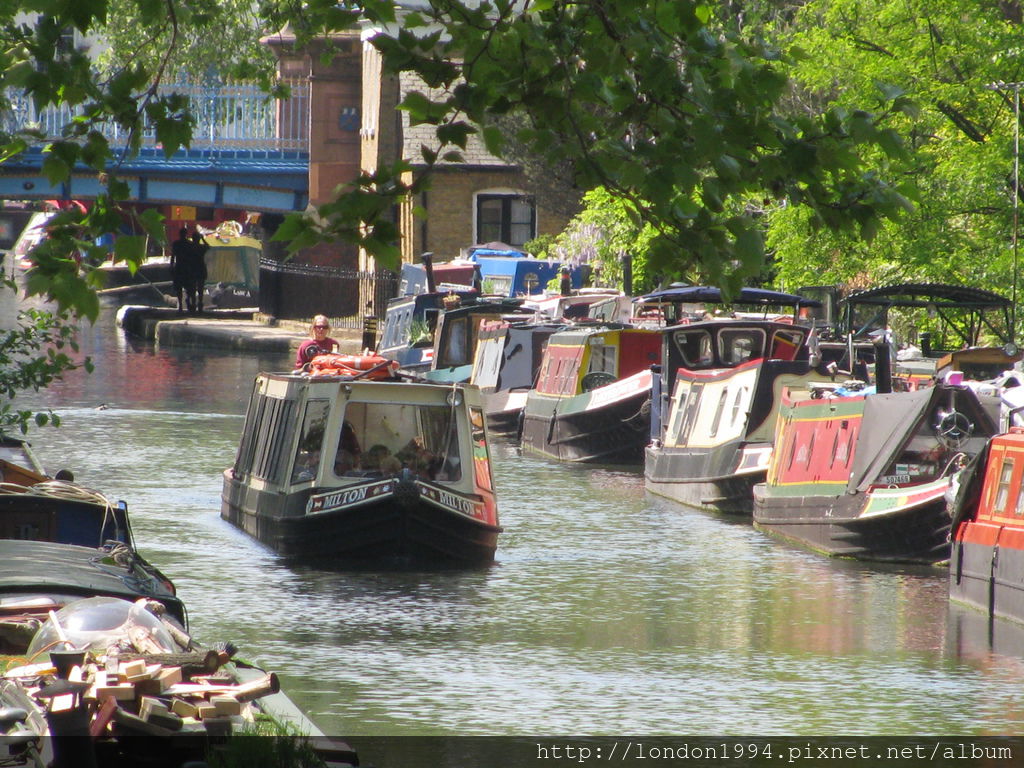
[
  {"left": 638, "top": 285, "right": 822, "bottom": 308},
  {"left": 847, "top": 386, "right": 995, "bottom": 493},
  {"left": 0, "top": 539, "right": 185, "bottom": 620},
  {"left": 839, "top": 283, "right": 1013, "bottom": 347}
]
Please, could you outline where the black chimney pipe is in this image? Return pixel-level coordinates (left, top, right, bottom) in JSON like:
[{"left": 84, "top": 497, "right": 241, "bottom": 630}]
[
  {"left": 873, "top": 337, "right": 892, "bottom": 394},
  {"left": 421, "top": 252, "right": 436, "bottom": 294}
]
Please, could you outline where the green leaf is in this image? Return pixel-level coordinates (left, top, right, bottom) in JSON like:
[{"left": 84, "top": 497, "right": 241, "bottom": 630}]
[{"left": 113, "top": 236, "right": 147, "bottom": 267}]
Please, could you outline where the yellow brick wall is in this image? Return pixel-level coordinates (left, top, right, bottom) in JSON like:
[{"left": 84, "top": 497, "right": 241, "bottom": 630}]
[{"left": 406, "top": 167, "right": 572, "bottom": 263}]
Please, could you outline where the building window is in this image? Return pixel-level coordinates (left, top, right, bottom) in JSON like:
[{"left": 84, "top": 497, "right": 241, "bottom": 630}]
[{"left": 476, "top": 194, "right": 535, "bottom": 247}]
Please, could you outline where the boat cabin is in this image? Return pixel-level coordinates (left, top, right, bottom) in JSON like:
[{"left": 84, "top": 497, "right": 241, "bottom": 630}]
[
  {"left": 471, "top": 320, "right": 565, "bottom": 394},
  {"left": 463, "top": 244, "right": 591, "bottom": 297},
  {"left": 378, "top": 288, "right": 481, "bottom": 371},
  {"left": 223, "top": 373, "right": 500, "bottom": 563},
  {"left": 535, "top": 325, "right": 661, "bottom": 397},
  {"left": 423, "top": 299, "right": 529, "bottom": 382}
]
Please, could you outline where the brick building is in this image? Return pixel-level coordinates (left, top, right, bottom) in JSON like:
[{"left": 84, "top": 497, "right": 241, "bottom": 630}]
[{"left": 263, "top": 27, "right": 574, "bottom": 319}]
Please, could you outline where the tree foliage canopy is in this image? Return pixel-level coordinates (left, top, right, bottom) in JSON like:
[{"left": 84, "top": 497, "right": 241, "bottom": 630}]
[
  {"left": 0, "top": 0, "right": 919, "bottom": 319},
  {"left": 767, "top": 0, "right": 1024, "bottom": 295}
]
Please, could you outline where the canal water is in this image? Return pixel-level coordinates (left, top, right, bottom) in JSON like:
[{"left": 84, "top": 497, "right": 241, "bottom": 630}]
[{"left": 10, "top": 302, "right": 1024, "bottom": 739}]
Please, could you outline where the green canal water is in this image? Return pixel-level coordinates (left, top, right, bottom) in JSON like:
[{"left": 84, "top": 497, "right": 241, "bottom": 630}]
[{"left": 11, "top": 305, "right": 1024, "bottom": 740}]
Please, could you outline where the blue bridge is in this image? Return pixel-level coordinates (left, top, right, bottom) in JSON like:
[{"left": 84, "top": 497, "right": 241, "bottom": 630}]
[{"left": 0, "top": 80, "right": 310, "bottom": 212}]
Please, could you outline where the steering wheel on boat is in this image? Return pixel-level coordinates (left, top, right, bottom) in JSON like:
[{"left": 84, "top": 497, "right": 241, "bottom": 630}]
[
  {"left": 936, "top": 410, "right": 973, "bottom": 448},
  {"left": 581, "top": 371, "right": 617, "bottom": 391}
]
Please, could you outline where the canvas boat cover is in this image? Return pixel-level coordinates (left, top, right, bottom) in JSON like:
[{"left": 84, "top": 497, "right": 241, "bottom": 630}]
[
  {"left": 846, "top": 385, "right": 993, "bottom": 493},
  {"left": 0, "top": 539, "right": 182, "bottom": 614},
  {"left": 639, "top": 285, "right": 821, "bottom": 307}
]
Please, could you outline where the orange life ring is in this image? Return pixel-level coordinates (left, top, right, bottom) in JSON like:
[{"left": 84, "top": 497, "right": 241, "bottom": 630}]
[{"left": 308, "top": 353, "right": 398, "bottom": 379}]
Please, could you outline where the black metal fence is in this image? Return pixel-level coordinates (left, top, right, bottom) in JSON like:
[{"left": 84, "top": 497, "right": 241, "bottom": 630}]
[{"left": 258, "top": 258, "right": 398, "bottom": 325}]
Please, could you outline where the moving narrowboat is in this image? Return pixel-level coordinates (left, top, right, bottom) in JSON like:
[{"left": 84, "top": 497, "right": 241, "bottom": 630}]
[
  {"left": 644, "top": 317, "right": 829, "bottom": 514},
  {"left": 520, "top": 325, "right": 661, "bottom": 463},
  {"left": 752, "top": 382, "right": 997, "bottom": 564},
  {"left": 221, "top": 370, "right": 501, "bottom": 565},
  {"left": 949, "top": 427, "right": 1024, "bottom": 623}
]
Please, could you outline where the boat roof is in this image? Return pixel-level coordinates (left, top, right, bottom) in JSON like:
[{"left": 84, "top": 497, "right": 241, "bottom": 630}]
[
  {"left": 842, "top": 283, "right": 1012, "bottom": 309},
  {"left": 0, "top": 539, "right": 184, "bottom": 619},
  {"left": 638, "top": 285, "right": 821, "bottom": 307}
]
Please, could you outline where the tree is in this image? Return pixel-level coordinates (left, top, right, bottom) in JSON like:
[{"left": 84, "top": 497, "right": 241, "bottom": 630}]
[
  {"left": 532, "top": 187, "right": 665, "bottom": 293},
  {"left": 0, "top": 273, "right": 88, "bottom": 436},
  {"left": 766, "top": 0, "right": 1024, "bottom": 297},
  {"left": 1, "top": 0, "right": 916, "bottom": 320}
]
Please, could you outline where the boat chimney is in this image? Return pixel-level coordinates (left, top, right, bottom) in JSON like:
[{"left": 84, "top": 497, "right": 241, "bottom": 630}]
[
  {"left": 421, "top": 252, "right": 437, "bottom": 294},
  {"left": 873, "top": 334, "right": 893, "bottom": 394},
  {"left": 920, "top": 332, "right": 931, "bottom": 357},
  {"left": 622, "top": 253, "right": 633, "bottom": 296}
]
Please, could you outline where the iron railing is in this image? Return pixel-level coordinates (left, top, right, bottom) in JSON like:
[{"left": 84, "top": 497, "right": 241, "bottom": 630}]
[{"left": 1, "top": 79, "right": 309, "bottom": 153}]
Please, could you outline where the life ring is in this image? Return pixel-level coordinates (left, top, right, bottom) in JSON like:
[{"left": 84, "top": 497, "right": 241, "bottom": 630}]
[{"left": 308, "top": 353, "right": 398, "bottom": 379}]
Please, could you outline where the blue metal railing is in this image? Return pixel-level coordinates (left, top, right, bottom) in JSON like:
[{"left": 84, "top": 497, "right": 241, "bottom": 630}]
[{"left": 2, "top": 78, "right": 309, "bottom": 153}]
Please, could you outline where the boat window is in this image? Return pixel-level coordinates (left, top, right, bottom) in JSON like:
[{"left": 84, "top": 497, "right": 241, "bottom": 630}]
[
  {"left": 995, "top": 459, "right": 1015, "bottom": 514},
  {"left": 730, "top": 387, "right": 746, "bottom": 426},
  {"left": 719, "top": 328, "right": 765, "bottom": 366},
  {"left": 335, "top": 401, "right": 463, "bottom": 482},
  {"left": 290, "top": 399, "right": 330, "bottom": 485},
  {"left": 588, "top": 338, "right": 616, "bottom": 374},
  {"left": 709, "top": 389, "right": 729, "bottom": 438},
  {"left": 665, "top": 381, "right": 689, "bottom": 443},
  {"left": 238, "top": 393, "right": 297, "bottom": 485},
  {"left": 1015, "top": 471, "right": 1024, "bottom": 517},
  {"left": 470, "top": 407, "right": 493, "bottom": 491},
  {"left": 770, "top": 329, "right": 803, "bottom": 361},
  {"left": 439, "top": 317, "right": 469, "bottom": 366},
  {"left": 829, "top": 429, "right": 841, "bottom": 469},
  {"left": 234, "top": 387, "right": 265, "bottom": 476},
  {"left": 673, "top": 330, "right": 714, "bottom": 367}
]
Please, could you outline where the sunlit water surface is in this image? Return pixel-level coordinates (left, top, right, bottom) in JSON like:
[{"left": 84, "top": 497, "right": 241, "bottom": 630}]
[{"left": 8, "top": 302, "right": 1024, "bottom": 738}]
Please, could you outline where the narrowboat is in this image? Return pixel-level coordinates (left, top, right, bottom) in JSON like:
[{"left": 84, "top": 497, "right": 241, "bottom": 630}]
[
  {"left": 463, "top": 243, "right": 590, "bottom": 297},
  {"left": 0, "top": 435, "right": 155, "bottom": 552},
  {"left": 221, "top": 370, "right": 501, "bottom": 565},
  {"left": 470, "top": 319, "right": 565, "bottom": 437},
  {"left": 644, "top": 318, "right": 830, "bottom": 514},
  {"left": 948, "top": 427, "right": 1024, "bottom": 623},
  {"left": 520, "top": 325, "right": 661, "bottom": 463},
  {"left": 752, "top": 381, "right": 998, "bottom": 564},
  {"left": 0, "top": 542, "right": 355, "bottom": 768},
  {"left": 378, "top": 288, "right": 482, "bottom": 375},
  {"left": 420, "top": 298, "right": 529, "bottom": 384}
]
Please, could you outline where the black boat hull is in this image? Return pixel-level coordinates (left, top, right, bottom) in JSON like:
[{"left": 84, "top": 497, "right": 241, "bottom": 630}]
[
  {"left": 752, "top": 490, "right": 952, "bottom": 565},
  {"left": 222, "top": 476, "right": 499, "bottom": 566}
]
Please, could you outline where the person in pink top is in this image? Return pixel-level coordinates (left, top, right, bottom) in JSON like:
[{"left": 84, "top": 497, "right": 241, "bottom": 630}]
[{"left": 295, "top": 315, "right": 339, "bottom": 369}]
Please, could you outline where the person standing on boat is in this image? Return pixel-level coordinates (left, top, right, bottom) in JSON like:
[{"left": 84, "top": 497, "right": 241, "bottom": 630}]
[
  {"left": 295, "top": 315, "right": 339, "bottom": 369},
  {"left": 170, "top": 227, "right": 191, "bottom": 315}
]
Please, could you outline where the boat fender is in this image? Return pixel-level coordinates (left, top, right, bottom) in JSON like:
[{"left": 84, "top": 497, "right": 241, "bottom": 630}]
[{"left": 0, "top": 707, "right": 28, "bottom": 726}]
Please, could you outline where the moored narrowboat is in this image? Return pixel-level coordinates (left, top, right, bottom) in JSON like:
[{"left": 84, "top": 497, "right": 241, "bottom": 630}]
[
  {"left": 470, "top": 319, "right": 565, "bottom": 437},
  {"left": 645, "top": 318, "right": 829, "bottom": 514},
  {"left": 949, "top": 427, "right": 1024, "bottom": 623},
  {"left": 520, "top": 325, "right": 660, "bottom": 463},
  {"left": 753, "top": 382, "right": 997, "bottom": 564},
  {"left": 221, "top": 370, "right": 501, "bottom": 565}
]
